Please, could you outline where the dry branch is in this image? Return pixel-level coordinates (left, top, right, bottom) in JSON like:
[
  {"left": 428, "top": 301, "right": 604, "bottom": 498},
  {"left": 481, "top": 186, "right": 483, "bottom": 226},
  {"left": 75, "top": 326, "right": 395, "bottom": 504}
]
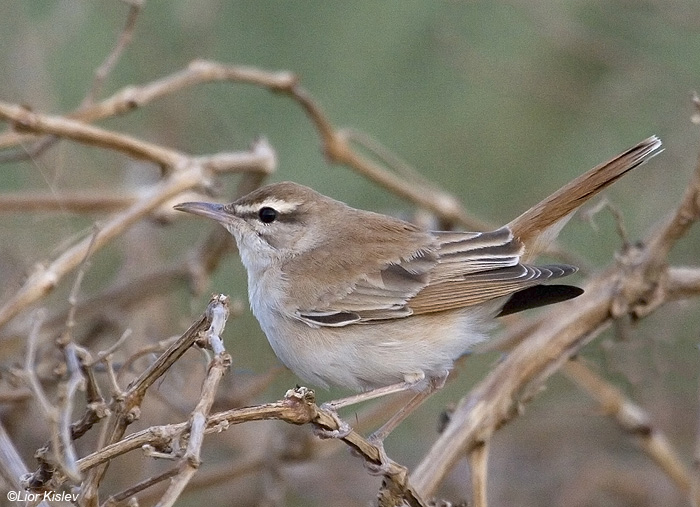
[
  {"left": 0, "top": 60, "right": 480, "bottom": 230},
  {"left": 0, "top": 10, "right": 696, "bottom": 504},
  {"left": 0, "top": 106, "right": 275, "bottom": 332},
  {"left": 410, "top": 137, "right": 700, "bottom": 500},
  {"left": 563, "top": 358, "right": 691, "bottom": 492}
]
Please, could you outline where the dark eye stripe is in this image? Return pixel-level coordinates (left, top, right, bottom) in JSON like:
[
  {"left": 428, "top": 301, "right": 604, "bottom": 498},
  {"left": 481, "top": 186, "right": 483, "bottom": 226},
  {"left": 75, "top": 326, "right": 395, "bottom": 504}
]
[{"left": 234, "top": 206, "right": 303, "bottom": 225}]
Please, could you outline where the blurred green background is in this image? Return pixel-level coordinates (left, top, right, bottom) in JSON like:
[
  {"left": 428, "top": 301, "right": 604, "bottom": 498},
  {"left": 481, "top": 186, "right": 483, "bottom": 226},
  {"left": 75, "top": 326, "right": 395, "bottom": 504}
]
[{"left": 1, "top": 1, "right": 699, "bottom": 506}]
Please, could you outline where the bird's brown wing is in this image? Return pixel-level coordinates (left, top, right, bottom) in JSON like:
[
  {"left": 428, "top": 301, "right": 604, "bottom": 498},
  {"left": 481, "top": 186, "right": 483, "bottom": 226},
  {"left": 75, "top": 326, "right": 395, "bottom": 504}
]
[
  {"left": 294, "top": 248, "right": 436, "bottom": 326},
  {"left": 295, "top": 227, "right": 574, "bottom": 326},
  {"left": 406, "top": 263, "right": 576, "bottom": 315}
]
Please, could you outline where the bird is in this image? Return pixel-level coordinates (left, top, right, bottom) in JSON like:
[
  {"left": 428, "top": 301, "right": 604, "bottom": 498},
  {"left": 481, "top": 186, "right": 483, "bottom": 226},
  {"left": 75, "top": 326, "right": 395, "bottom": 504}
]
[{"left": 175, "top": 136, "right": 661, "bottom": 440}]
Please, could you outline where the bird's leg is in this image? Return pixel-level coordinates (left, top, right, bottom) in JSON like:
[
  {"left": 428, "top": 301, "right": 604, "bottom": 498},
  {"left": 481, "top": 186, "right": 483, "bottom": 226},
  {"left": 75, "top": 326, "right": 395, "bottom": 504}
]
[
  {"left": 322, "top": 378, "right": 420, "bottom": 411},
  {"left": 314, "top": 375, "right": 426, "bottom": 440},
  {"left": 360, "top": 375, "right": 446, "bottom": 475},
  {"left": 370, "top": 374, "right": 446, "bottom": 442}
]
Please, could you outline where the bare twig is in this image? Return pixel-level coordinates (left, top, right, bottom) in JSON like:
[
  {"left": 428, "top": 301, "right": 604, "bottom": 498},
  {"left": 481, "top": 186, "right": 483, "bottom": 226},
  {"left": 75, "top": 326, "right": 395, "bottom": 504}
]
[
  {"left": 57, "top": 345, "right": 84, "bottom": 480},
  {"left": 79, "top": 295, "right": 231, "bottom": 504},
  {"left": 411, "top": 137, "right": 700, "bottom": 499},
  {"left": 155, "top": 295, "right": 232, "bottom": 507},
  {"left": 81, "top": 0, "right": 143, "bottom": 107},
  {"left": 86, "top": 328, "right": 133, "bottom": 368},
  {"left": 580, "top": 197, "right": 632, "bottom": 248},
  {"left": 102, "top": 466, "right": 180, "bottom": 507},
  {"left": 0, "top": 61, "right": 296, "bottom": 152},
  {"left": 0, "top": 115, "right": 274, "bottom": 333},
  {"left": 563, "top": 358, "right": 691, "bottom": 492},
  {"left": 0, "top": 190, "right": 139, "bottom": 213},
  {"left": 468, "top": 441, "right": 489, "bottom": 507},
  {"left": 0, "top": 101, "right": 186, "bottom": 166}
]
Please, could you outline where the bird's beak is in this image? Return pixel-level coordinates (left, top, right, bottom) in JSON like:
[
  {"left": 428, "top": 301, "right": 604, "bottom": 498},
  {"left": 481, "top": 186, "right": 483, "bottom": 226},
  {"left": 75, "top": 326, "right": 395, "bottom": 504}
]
[{"left": 174, "top": 202, "right": 235, "bottom": 225}]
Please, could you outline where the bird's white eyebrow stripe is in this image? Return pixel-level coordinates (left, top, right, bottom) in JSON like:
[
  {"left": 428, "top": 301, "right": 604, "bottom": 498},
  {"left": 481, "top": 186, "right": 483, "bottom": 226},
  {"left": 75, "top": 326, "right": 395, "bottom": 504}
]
[{"left": 235, "top": 198, "right": 301, "bottom": 215}]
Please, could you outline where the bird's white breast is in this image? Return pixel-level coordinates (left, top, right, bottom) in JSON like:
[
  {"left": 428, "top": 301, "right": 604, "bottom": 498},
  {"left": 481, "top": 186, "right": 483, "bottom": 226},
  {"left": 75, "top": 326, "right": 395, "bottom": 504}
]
[{"left": 248, "top": 266, "right": 495, "bottom": 392}]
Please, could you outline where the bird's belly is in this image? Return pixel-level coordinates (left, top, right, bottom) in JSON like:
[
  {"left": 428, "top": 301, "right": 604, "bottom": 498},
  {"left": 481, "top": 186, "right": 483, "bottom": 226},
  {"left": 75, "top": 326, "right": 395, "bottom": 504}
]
[{"left": 258, "top": 307, "right": 495, "bottom": 392}]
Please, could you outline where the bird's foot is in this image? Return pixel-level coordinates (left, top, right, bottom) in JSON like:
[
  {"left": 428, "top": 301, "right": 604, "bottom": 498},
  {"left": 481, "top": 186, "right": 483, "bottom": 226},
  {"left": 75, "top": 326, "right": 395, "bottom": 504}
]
[
  {"left": 314, "top": 402, "right": 353, "bottom": 439},
  {"left": 362, "top": 435, "right": 398, "bottom": 476}
]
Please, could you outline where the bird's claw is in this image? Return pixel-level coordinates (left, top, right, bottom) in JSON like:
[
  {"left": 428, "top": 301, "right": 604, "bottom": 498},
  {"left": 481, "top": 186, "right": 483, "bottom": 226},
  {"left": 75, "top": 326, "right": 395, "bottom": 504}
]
[
  {"left": 361, "top": 435, "right": 398, "bottom": 476},
  {"left": 314, "top": 403, "right": 353, "bottom": 439}
]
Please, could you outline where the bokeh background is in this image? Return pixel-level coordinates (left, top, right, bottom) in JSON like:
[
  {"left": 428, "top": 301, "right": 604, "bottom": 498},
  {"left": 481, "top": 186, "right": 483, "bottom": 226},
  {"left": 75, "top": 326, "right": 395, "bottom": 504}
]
[{"left": 1, "top": 1, "right": 699, "bottom": 506}]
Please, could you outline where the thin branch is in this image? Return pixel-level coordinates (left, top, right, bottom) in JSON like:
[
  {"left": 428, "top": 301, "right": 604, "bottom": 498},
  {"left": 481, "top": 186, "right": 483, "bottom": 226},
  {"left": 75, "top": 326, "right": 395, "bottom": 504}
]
[
  {"left": 57, "top": 345, "right": 85, "bottom": 480},
  {"left": 0, "top": 132, "right": 273, "bottom": 333},
  {"left": 81, "top": 0, "right": 143, "bottom": 107},
  {"left": 102, "top": 466, "right": 179, "bottom": 507},
  {"left": 0, "top": 190, "right": 140, "bottom": 213},
  {"left": 468, "top": 441, "right": 489, "bottom": 507},
  {"left": 21, "top": 310, "right": 76, "bottom": 485},
  {"left": 155, "top": 295, "right": 232, "bottom": 507},
  {"left": 86, "top": 328, "right": 133, "bottom": 368},
  {"left": 0, "top": 61, "right": 296, "bottom": 151},
  {"left": 563, "top": 358, "right": 691, "bottom": 492},
  {"left": 0, "top": 101, "right": 186, "bottom": 166},
  {"left": 411, "top": 137, "right": 700, "bottom": 497},
  {"left": 579, "top": 197, "right": 632, "bottom": 248}
]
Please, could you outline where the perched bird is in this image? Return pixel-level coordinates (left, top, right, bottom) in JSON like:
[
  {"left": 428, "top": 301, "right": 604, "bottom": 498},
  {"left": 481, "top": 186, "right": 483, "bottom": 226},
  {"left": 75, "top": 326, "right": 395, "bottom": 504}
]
[{"left": 175, "top": 136, "right": 661, "bottom": 439}]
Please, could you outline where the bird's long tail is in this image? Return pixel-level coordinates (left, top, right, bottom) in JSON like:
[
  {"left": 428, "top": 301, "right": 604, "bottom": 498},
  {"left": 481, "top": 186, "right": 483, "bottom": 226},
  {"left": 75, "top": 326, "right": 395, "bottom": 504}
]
[{"left": 508, "top": 136, "right": 663, "bottom": 258}]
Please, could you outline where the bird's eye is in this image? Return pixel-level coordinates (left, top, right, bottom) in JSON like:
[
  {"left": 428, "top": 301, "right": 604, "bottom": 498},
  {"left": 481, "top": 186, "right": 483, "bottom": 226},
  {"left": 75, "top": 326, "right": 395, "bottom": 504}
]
[{"left": 258, "top": 207, "right": 278, "bottom": 223}]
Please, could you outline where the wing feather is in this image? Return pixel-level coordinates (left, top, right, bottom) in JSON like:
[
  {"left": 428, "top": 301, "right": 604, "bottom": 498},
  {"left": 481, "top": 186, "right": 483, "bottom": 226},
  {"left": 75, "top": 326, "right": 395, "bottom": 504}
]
[{"left": 295, "top": 226, "right": 577, "bottom": 327}]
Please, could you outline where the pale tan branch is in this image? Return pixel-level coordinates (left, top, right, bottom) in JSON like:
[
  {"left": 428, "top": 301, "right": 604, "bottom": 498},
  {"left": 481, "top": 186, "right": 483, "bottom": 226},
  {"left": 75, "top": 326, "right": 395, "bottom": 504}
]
[
  {"left": 411, "top": 272, "right": 615, "bottom": 496},
  {"left": 468, "top": 440, "right": 489, "bottom": 507},
  {"left": 411, "top": 141, "right": 700, "bottom": 498},
  {"left": 0, "top": 191, "right": 139, "bottom": 213},
  {"left": 666, "top": 266, "right": 700, "bottom": 300},
  {"left": 81, "top": 0, "right": 143, "bottom": 107},
  {"left": 563, "top": 358, "right": 691, "bottom": 493},
  {"left": 155, "top": 295, "right": 232, "bottom": 507},
  {"left": 0, "top": 101, "right": 186, "bottom": 166},
  {"left": 0, "top": 61, "right": 296, "bottom": 151}
]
